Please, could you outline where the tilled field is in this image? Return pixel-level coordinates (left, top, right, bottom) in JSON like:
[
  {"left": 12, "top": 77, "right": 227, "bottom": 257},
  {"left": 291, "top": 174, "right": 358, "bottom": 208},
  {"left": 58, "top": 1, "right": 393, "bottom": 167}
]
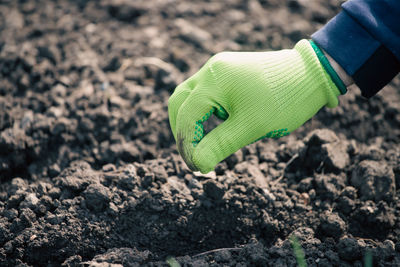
[{"left": 0, "top": 0, "right": 399, "bottom": 266}]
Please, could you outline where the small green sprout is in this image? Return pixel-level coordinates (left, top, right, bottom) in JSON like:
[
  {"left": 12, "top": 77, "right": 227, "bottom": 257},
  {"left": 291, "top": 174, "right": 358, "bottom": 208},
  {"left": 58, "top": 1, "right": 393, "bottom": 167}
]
[
  {"left": 166, "top": 256, "right": 181, "bottom": 267},
  {"left": 290, "top": 235, "right": 307, "bottom": 267},
  {"left": 364, "top": 249, "right": 372, "bottom": 267}
]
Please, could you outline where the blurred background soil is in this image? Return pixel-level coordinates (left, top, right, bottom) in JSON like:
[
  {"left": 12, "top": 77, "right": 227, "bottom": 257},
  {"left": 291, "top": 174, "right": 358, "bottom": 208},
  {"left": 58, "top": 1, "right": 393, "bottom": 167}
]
[{"left": 0, "top": 0, "right": 399, "bottom": 266}]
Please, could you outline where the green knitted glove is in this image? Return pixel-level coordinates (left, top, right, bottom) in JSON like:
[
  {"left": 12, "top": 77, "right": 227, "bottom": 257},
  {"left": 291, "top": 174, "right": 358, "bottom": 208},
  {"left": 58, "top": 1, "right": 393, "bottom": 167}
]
[{"left": 168, "top": 40, "right": 341, "bottom": 173}]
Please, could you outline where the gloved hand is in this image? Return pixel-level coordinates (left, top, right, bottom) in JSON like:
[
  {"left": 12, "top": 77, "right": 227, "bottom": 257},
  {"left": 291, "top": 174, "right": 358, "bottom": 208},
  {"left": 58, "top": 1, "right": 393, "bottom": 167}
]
[{"left": 168, "top": 39, "right": 342, "bottom": 173}]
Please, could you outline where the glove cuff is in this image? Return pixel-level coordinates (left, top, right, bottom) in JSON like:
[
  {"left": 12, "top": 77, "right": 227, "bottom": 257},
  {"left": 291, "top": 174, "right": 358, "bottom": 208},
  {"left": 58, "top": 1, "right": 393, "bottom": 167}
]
[
  {"left": 309, "top": 40, "right": 347, "bottom": 95},
  {"left": 294, "top": 40, "right": 341, "bottom": 108}
]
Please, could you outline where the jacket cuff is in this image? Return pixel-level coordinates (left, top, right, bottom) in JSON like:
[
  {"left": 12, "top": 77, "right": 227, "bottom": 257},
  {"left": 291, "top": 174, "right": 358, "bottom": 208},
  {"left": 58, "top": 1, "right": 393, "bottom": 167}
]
[{"left": 311, "top": 10, "right": 400, "bottom": 98}]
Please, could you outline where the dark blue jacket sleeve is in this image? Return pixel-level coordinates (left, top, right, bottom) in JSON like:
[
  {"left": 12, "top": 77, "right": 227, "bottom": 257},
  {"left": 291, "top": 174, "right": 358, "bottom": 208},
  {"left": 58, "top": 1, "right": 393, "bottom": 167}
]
[{"left": 312, "top": 0, "right": 400, "bottom": 98}]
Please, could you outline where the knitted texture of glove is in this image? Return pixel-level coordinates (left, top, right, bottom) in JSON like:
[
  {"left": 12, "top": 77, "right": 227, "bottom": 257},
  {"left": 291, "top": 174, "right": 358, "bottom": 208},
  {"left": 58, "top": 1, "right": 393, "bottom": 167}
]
[{"left": 168, "top": 39, "right": 341, "bottom": 173}]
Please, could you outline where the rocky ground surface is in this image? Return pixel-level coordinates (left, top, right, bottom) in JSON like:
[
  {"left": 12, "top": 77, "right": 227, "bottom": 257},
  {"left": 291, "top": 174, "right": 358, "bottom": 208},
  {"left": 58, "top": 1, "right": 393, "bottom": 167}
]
[{"left": 0, "top": 0, "right": 399, "bottom": 266}]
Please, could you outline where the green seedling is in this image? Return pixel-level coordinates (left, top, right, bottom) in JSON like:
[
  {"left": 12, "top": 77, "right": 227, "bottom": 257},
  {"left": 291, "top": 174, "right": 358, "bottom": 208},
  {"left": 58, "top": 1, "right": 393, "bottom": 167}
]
[
  {"left": 290, "top": 235, "right": 307, "bottom": 267},
  {"left": 166, "top": 256, "right": 181, "bottom": 267},
  {"left": 364, "top": 249, "right": 372, "bottom": 267}
]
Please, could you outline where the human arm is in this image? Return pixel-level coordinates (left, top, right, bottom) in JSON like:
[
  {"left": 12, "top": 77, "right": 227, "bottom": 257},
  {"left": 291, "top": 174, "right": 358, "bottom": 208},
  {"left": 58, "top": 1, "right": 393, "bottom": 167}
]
[{"left": 312, "top": 0, "right": 400, "bottom": 98}]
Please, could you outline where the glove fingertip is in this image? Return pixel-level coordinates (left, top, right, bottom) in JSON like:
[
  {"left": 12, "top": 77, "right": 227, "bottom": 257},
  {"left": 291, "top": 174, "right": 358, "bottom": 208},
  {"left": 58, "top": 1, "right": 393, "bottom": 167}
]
[
  {"left": 192, "top": 144, "right": 219, "bottom": 174},
  {"left": 176, "top": 131, "right": 199, "bottom": 172}
]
